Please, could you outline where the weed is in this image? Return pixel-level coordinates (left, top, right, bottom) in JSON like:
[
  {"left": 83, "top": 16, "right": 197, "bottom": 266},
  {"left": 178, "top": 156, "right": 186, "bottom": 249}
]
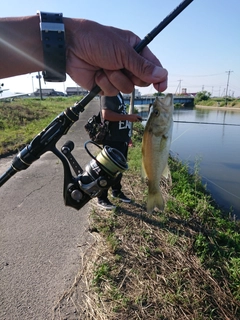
[{"left": 93, "top": 262, "right": 111, "bottom": 286}]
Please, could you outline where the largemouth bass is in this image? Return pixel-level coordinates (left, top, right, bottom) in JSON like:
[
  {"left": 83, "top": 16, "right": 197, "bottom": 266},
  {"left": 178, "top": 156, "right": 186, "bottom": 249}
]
[{"left": 142, "top": 94, "right": 173, "bottom": 213}]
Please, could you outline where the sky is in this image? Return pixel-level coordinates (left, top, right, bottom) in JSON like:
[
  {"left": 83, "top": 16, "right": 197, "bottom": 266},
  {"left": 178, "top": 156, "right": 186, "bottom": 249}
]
[{"left": 1, "top": 0, "right": 240, "bottom": 98}]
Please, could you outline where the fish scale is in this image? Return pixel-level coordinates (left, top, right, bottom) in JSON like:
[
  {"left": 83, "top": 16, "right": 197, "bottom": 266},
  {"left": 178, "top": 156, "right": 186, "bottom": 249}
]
[{"left": 142, "top": 94, "right": 173, "bottom": 213}]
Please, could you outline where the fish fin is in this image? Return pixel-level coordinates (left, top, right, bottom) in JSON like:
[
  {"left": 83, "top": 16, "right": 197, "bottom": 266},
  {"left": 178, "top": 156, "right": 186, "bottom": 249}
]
[
  {"left": 141, "top": 160, "right": 147, "bottom": 181},
  {"left": 162, "top": 164, "right": 172, "bottom": 186},
  {"left": 147, "top": 191, "right": 165, "bottom": 214}
]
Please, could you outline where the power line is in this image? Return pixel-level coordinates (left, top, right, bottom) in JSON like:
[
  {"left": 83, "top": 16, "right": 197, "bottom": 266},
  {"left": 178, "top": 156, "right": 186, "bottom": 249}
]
[{"left": 171, "top": 72, "right": 225, "bottom": 78}]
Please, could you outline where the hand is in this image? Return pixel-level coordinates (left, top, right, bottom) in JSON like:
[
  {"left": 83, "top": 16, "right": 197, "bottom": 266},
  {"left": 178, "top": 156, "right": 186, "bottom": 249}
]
[
  {"left": 127, "top": 114, "right": 143, "bottom": 123},
  {"left": 65, "top": 19, "right": 168, "bottom": 96},
  {"left": 0, "top": 16, "right": 168, "bottom": 97}
]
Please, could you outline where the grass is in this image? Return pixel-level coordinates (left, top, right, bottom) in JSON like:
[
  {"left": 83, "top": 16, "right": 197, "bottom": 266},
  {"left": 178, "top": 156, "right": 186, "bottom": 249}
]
[
  {"left": 195, "top": 97, "right": 240, "bottom": 108},
  {"left": 53, "top": 123, "right": 240, "bottom": 320},
  {"left": 1, "top": 98, "right": 240, "bottom": 319},
  {"left": 0, "top": 96, "right": 82, "bottom": 156}
]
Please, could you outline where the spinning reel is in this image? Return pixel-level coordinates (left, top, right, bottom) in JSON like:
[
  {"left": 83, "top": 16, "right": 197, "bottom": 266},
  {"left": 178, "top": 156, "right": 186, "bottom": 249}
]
[{"left": 61, "top": 140, "right": 128, "bottom": 210}]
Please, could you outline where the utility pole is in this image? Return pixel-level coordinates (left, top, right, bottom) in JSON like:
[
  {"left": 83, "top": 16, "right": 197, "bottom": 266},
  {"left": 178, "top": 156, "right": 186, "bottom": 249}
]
[
  {"left": 175, "top": 79, "right": 182, "bottom": 95},
  {"left": 179, "top": 79, "right": 182, "bottom": 94},
  {"left": 0, "top": 83, "right": 4, "bottom": 95},
  {"left": 225, "top": 70, "right": 233, "bottom": 107},
  {"left": 37, "top": 72, "right": 43, "bottom": 100},
  {"left": 31, "top": 75, "right": 35, "bottom": 94}
]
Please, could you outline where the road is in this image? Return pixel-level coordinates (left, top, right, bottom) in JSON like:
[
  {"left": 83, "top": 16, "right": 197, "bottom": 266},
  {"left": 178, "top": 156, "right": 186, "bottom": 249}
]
[{"left": 0, "top": 98, "right": 100, "bottom": 320}]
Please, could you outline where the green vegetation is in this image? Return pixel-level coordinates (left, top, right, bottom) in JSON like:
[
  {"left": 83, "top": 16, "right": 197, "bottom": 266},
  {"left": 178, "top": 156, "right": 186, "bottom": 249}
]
[
  {"left": 1, "top": 98, "right": 240, "bottom": 319},
  {"left": 194, "top": 90, "right": 212, "bottom": 103},
  {"left": 0, "top": 96, "right": 82, "bottom": 155},
  {"left": 55, "top": 122, "right": 240, "bottom": 319},
  {"left": 194, "top": 91, "right": 240, "bottom": 108}
]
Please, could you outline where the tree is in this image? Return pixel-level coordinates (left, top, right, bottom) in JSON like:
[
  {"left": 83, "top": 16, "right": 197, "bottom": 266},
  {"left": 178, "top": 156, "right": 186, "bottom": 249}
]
[
  {"left": 153, "top": 92, "right": 164, "bottom": 97},
  {"left": 194, "top": 91, "right": 211, "bottom": 103}
]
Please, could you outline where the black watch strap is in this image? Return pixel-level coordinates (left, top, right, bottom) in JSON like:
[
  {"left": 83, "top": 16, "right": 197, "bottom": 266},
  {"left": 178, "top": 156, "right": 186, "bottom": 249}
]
[{"left": 38, "top": 11, "right": 66, "bottom": 82}]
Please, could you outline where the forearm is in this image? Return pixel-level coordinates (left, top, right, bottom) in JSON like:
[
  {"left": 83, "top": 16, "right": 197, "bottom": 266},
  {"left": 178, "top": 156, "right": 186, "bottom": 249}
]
[
  {"left": 102, "top": 109, "right": 129, "bottom": 121},
  {"left": 102, "top": 109, "right": 141, "bottom": 122},
  {"left": 0, "top": 15, "right": 44, "bottom": 78}
]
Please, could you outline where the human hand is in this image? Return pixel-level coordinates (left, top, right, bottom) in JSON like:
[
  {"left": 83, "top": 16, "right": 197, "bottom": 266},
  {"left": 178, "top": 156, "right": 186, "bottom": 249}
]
[
  {"left": 127, "top": 114, "right": 143, "bottom": 123},
  {"left": 65, "top": 18, "right": 168, "bottom": 96}
]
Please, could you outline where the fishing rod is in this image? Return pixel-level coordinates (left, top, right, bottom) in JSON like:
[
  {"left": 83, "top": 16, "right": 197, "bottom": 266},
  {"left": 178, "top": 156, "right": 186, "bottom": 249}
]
[{"left": 0, "top": 0, "right": 194, "bottom": 210}]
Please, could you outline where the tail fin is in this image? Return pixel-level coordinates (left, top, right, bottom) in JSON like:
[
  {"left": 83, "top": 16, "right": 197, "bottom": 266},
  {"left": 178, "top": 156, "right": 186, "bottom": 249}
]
[{"left": 146, "top": 191, "right": 165, "bottom": 213}]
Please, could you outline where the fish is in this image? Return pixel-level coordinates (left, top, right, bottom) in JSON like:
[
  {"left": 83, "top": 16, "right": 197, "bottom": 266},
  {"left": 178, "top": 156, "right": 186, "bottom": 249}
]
[{"left": 142, "top": 94, "right": 174, "bottom": 213}]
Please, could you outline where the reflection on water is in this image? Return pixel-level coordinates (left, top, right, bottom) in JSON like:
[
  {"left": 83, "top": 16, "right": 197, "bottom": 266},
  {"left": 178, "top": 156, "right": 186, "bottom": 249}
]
[{"left": 138, "top": 105, "right": 240, "bottom": 218}]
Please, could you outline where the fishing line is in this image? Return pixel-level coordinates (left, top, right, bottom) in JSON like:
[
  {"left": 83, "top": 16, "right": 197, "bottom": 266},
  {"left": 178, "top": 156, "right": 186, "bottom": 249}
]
[
  {"left": 171, "top": 72, "right": 225, "bottom": 78},
  {"left": 170, "top": 150, "right": 240, "bottom": 203},
  {"left": 171, "top": 125, "right": 194, "bottom": 143},
  {"left": 141, "top": 119, "right": 240, "bottom": 127},
  {"left": 173, "top": 120, "right": 240, "bottom": 126},
  {"left": 201, "top": 174, "right": 240, "bottom": 201},
  {"left": 169, "top": 150, "right": 240, "bottom": 202}
]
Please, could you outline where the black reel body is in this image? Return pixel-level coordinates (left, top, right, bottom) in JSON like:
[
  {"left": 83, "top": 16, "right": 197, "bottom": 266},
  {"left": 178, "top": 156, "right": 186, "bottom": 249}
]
[{"left": 61, "top": 140, "right": 128, "bottom": 210}]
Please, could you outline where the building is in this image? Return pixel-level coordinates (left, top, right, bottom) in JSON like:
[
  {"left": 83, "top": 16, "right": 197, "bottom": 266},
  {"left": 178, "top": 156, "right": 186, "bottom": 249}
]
[
  {"left": 34, "top": 89, "right": 66, "bottom": 97},
  {"left": 66, "top": 86, "right": 88, "bottom": 96}
]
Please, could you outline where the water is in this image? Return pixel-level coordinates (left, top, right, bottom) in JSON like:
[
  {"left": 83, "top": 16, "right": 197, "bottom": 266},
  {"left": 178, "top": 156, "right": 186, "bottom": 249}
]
[{"left": 138, "top": 105, "right": 240, "bottom": 217}]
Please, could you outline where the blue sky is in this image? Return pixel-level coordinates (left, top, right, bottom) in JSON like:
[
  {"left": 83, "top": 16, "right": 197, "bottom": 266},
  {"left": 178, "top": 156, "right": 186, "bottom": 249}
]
[{"left": 1, "top": 0, "right": 240, "bottom": 97}]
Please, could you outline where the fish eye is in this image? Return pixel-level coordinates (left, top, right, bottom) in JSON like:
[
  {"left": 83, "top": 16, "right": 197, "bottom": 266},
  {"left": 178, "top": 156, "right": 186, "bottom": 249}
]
[{"left": 154, "top": 109, "right": 159, "bottom": 116}]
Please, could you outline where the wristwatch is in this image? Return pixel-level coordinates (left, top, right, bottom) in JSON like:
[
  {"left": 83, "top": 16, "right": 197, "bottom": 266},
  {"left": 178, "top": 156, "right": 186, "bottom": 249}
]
[{"left": 38, "top": 11, "right": 66, "bottom": 82}]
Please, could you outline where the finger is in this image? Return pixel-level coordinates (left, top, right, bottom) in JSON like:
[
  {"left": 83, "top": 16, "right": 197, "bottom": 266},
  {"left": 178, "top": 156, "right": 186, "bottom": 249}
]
[
  {"left": 95, "top": 71, "right": 119, "bottom": 96},
  {"left": 121, "top": 48, "right": 168, "bottom": 88},
  {"left": 126, "top": 74, "right": 150, "bottom": 87},
  {"left": 104, "top": 70, "right": 134, "bottom": 93},
  {"left": 124, "top": 57, "right": 168, "bottom": 92},
  {"left": 66, "top": 53, "right": 98, "bottom": 90},
  {"left": 153, "top": 77, "right": 168, "bottom": 92},
  {"left": 95, "top": 70, "right": 136, "bottom": 95},
  {"left": 140, "top": 46, "right": 163, "bottom": 67}
]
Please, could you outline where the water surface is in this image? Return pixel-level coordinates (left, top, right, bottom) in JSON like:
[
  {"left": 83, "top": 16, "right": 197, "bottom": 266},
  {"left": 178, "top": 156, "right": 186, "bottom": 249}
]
[{"left": 139, "top": 105, "right": 240, "bottom": 217}]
